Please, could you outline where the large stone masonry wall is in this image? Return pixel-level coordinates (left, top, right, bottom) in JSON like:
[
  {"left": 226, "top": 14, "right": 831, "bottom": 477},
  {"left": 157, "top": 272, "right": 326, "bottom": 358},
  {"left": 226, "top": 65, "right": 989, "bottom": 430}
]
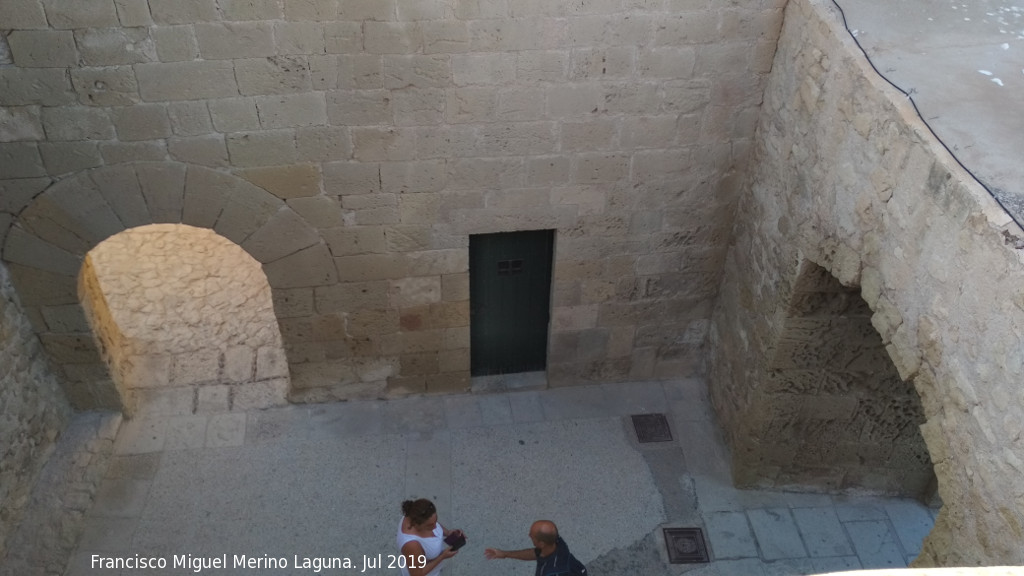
[
  {"left": 710, "top": 0, "right": 1024, "bottom": 566},
  {"left": 79, "top": 224, "right": 289, "bottom": 415},
  {"left": 0, "top": 260, "right": 70, "bottom": 559},
  {"left": 0, "top": 0, "right": 785, "bottom": 405}
]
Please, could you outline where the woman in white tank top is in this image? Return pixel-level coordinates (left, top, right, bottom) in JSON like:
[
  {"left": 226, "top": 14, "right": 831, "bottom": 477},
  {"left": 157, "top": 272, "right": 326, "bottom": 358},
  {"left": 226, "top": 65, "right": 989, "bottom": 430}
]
[{"left": 396, "top": 499, "right": 464, "bottom": 576}]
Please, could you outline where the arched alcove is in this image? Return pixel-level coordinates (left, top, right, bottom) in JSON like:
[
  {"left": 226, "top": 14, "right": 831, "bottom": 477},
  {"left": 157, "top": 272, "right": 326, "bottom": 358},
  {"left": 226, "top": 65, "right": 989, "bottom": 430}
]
[
  {"left": 1, "top": 162, "right": 337, "bottom": 411},
  {"left": 79, "top": 224, "right": 289, "bottom": 416},
  {"left": 749, "top": 260, "right": 936, "bottom": 498}
]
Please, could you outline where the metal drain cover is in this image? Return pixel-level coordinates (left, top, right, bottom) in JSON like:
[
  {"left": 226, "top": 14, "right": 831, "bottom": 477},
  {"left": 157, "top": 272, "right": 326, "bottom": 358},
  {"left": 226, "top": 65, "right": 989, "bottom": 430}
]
[
  {"left": 631, "top": 413, "right": 673, "bottom": 443},
  {"left": 663, "top": 527, "right": 709, "bottom": 564}
]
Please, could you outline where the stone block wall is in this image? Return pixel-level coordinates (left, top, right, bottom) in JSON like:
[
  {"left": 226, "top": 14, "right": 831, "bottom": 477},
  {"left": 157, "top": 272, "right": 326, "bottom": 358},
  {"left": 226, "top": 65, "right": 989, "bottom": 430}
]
[
  {"left": 0, "top": 0, "right": 786, "bottom": 405},
  {"left": 0, "top": 260, "right": 71, "bottom": 559},
  {"left": 710, "top": 0, "right": 1024, "bottom": 565},
  {"left": 79, "top": 224, "right": 289, "bottom": 415}
]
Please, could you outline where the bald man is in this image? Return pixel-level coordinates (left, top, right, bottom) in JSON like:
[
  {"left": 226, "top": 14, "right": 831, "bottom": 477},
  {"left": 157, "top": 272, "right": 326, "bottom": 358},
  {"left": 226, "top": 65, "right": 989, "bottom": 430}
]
[{"left": 484, "top": 520, "right": 588, "bottom": 576}]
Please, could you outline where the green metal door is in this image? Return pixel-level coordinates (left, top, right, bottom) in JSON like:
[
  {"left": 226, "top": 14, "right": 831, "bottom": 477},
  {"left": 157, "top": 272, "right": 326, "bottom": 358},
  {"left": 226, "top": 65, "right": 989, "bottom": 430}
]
[{"left": 469, "top": 230, "right": 554, "bottom": 376}]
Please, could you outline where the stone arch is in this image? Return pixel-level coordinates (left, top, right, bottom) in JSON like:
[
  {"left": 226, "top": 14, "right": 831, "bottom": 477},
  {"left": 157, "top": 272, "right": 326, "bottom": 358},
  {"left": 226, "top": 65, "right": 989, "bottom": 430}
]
[
  {"left": 1, "top": 162, "right": 336, "bottom": 411},
  {"left": 735, "top": 258, "right": 936, "bottom": 497}
]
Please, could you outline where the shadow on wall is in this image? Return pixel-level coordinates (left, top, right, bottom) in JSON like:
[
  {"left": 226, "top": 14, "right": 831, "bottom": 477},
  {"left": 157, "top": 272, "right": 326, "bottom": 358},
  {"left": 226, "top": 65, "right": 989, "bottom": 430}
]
[{"left": 78, "top": 223, "right": 290, "bottom": 417}]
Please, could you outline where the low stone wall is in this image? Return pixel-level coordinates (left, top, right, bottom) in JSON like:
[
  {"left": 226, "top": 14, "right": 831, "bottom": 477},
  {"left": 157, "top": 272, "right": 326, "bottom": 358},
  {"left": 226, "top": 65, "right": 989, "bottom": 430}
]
[
  {"left": 710, "top": 0, "right": 1024, "bottom": 566},
  {"left": 0, "top": 261, "right": 71, "bottom": 559},
  {"left": 0, "top": 412, "right": 121, "bottom": 576},
  {"left": 80, "top": 224, "right": 289, "bottom": 414}
]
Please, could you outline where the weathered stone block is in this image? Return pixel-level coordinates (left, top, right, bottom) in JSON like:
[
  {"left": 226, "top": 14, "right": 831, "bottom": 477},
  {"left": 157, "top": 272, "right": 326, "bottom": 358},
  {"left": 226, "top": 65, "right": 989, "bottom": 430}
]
[
  {"left": 256, "top": 346, "right": 290, "bottom": 379},
  {"left": 6, "top": 264, "right": 77, "bottom": 306},
  {"left": 0, "top": 143, "right": 45, "bottom": 179},
  {"left": 70, "top": 67, "right": 139, "bottom": 108},
  {"left": 381, "top": 160, "right": 446, "bottom": 193},
  {"left": 451, "top": 53, "right": 516, "bottom": 86},
  {"left": 285, "top": 0, "right": 340, "bottom": 21},
  {"left": 323, "top": 161, "right": 381, "bottom": 195},
  {"left": 39, "top": 333, "right": 101, "bottom": 364},
  {"left": 42, "top": 0, "right": 119, "bottom": 28},
  {"left": 335, "top": 250, "right": 467, "bottom": 282},
  {"left": 170, "top": 349, "right": 220, "bottom": 386},
  {"left": 235, "top": 56, "right": 312, "bottom": 95},
  {"left": 272, "top": 287, "right": 314, "bottom": 318},
  {"left": 286, "top": 195, "right": 346, "bottom": 228},
  {"left": 220, "top": 0, "right": 282, "bottom": 20},
  {"left": 111, "top": 104, "right": 171, "bottom": 141},
  {"left": 237, "top": 164, "right": 322, "bottom": 201},
  {"left": 136, "top": 61, "right": 238, "bottom": 101},
  {"left": 39, "top": 141, "right": 103, "bottom": 175},
  {"left": 325, "top": 22, "right": 364, "bottom": 53},
  {"left": 389, "top": 277, "right": 441, "bottom": 308},
  {"left": 223, "top": 346, "right": 255, "bottom": 383},
  {"left": 295, "top": 126, "right": 352, "bottom": 162},
  {"left": 391, "top": 88, "right": 446, "bottom": 126},
  {"left": 195, "top": 22, "right": 275, "bottom": 60},
  {"left": 422, "top": 20, "right": 469, "bottom": 54},
  {"left": 242, "top": 208, "right": 321, "bottom": 263},
  {"left": 226, "top": 130, "right": 298, "bottom": 167},
  {"left": 39, "top": 108, "right": 113, "bottom": 142},
  {"left": 168, "top": 135, "right": 230, "bottom": 168},
  {"left": 197, "top": 385, "right": 230, "bottom": 412},
  {"left": 571, "top": 153, "right": 630, "bottom": 183},
  {"left": 136, "top": 162, "right": 185, "bottom": 223},
  {"left": 152, "top": 25, "right": 199, "bottom": 62},
  {"left": 0, "top": 0, "right": 48, "bottom": 28},
  {"left": 425, "top": 371, "right": 470, "bottom": 393},
  {"left": 122, "top": 354, "right": 171, "bottom": 389},
  {"left": 0, "top": 106, "right": 44, "bottom": 142},
  {"left": 76, "top": 27, "right": 155, "bottom": 66},
  {"left": 40, "top": 304, "right": 90, "bottom": 332},
  {"left": 326, "top": 89, "right": 393, "bottom": 125},
  {"left": 322, "top": 226, "right": 387, "bottom": 256},
  {"left": 233, "top": 378, "right": 289, "bottom": 410},
  {"left": 7, "top": 31, "right": 77, "bottom": 68},
  {"left": 113, "top": 0, "right": 153, "bottom": 26},
  {"left": 445, "top": 87, "right": 497, "bottom": 123},
  {"left": 383, "top": 55, "right": 451, "bottom": 88},
  {"left": 149, "top": 0, "right": 219, "bottom": 23},
  {"left": 0, "top": 68, "right": 75, "bottom": 106},
  {"left": 214, "top": 187, "right": 282, "bottom": 245},
  {"left": 364, "top": 22, "right": 423, "bottom": 54},
  {"left": 314, "top": 280, "right": 389, "bottom": 313},
  {"left": 275, "top": 21, "right": 326, "bottom": 54},
  {"left": 264, "top": 243, "right": 339, "bottom": 288},
  {"left": 208, "top": 97, "right": 260, "bottom": 132},
  {"left": 255, "top": 93, "right": 327, "bottom": 128},
  {"left": 351, "top": 127, "right": 417, "bottom": 162}
]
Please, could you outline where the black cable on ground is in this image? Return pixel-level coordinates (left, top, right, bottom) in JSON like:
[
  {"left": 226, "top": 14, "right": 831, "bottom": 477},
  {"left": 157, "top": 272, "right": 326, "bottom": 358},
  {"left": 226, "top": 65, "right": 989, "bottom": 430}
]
[{"left": 829, "top": 0, "right": 1024, "bottom": 234}]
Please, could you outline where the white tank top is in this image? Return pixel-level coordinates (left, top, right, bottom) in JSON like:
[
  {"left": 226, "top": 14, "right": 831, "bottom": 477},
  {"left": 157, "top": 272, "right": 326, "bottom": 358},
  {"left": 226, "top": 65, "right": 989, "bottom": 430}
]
[{"left": 395, "top": 518, "right": 445, "bottom": 576}]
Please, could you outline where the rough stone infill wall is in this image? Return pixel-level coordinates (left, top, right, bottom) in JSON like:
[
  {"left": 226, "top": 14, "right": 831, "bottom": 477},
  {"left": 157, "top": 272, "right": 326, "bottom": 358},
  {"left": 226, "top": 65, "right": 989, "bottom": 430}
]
[
  {"left": 0, "top": 261, "right": 71, "bottom": 560},
  {"left": 710, "top": 0, "right": 1024, "bottom": 565},
  {"left": 761, "top": 261, "right": 934, "bottom": 496},
  {"left": 0, "top": 0, "right": 785, "bottom": 403},
  {"left": 80, "top": 224, "right": 289, "bottom": 415},
  {"left": 0, "top": 413, "right": 120, "bottom": 576}
]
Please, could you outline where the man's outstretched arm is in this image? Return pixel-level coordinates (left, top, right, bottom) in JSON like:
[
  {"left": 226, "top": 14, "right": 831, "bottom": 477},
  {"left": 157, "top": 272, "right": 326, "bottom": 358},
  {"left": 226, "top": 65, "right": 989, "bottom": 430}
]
[{"left": 484, "top": 548, "right": 535, "bottom": 561}]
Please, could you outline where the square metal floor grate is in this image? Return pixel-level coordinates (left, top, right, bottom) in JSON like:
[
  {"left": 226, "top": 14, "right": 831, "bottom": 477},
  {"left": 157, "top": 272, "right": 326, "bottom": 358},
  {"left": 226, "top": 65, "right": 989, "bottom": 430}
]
[
  {"left": 663, "top": 527, "right": 710, "bottom": 564},
  {"left": 631, "top": 413, "right": 673, "bottom": 443}
]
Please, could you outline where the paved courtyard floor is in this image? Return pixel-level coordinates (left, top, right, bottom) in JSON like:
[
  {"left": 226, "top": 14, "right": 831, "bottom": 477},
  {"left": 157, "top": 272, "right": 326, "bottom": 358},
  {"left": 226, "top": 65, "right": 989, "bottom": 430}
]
[{"left": 64, "top": 379, "right": 936, "bottom": 576}]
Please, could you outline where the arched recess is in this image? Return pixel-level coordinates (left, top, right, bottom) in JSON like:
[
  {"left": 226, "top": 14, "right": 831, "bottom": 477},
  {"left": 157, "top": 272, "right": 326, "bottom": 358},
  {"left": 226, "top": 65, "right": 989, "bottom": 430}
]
[
  {"left": 1, "top": 162, "right": 337, "bottom": 411},
  {"left": 741, "top": 259, "right": 936, "bottom": 498}
]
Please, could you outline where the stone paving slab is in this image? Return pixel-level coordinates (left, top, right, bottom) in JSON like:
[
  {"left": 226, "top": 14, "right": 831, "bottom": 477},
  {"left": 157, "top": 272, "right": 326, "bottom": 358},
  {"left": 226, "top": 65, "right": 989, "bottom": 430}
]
[{"left": 747, "top": 508, "right": 808, "bottom": 561}]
